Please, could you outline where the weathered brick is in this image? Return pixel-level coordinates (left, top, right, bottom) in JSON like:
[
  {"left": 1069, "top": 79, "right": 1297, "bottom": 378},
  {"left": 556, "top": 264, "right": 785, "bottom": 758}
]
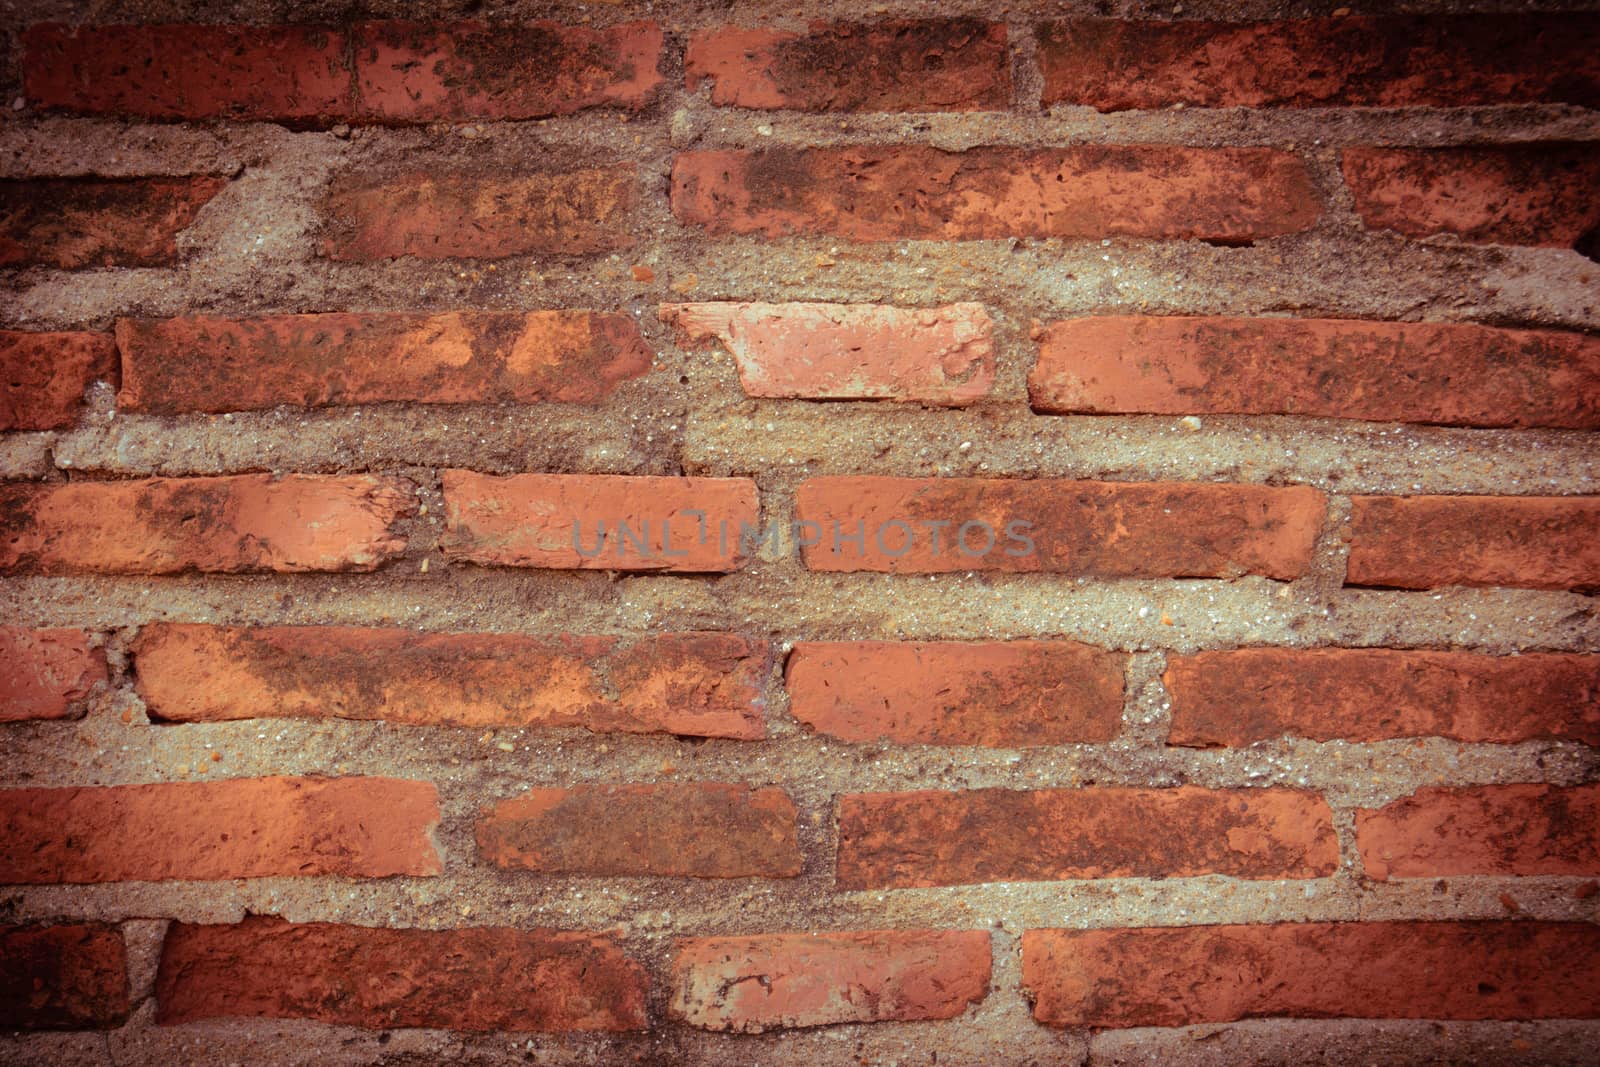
[
  {"left": 1357, "top": 784, "right": 1600, "bottom": 881},
  {"left": 22, "top": 23, "right": 350, "bottom": 122},
  {"left": 661, "top": 302, "right": 994, "bottom": 405},
  {"left": 670, "top": 146, "right": 1320, "bottom": 242},
  {"left": 1344, "top": 144, "right": 1600, "bottom": 247},
  {"left": 132, "top": 624, "right": 768, "bottom": 739},
  {"left": 836, "top": 788, "right": 1337, "bottom": 889},
  {"left": 156, "top": 917, "right": 645, "bottom": 1030},
  {"left": 352, "top": 21, "right": 663, "bottom": 121},
  {"left": 477, "top": 783, "right": 802, "bottom": 878},
  {"left": 442, "top": 471, "right": 758, "bottom": 572},
  {"left": 0, "top": 924, "right": 129, "bottom": 1030},
  {"left": 0, "top": 330, "right": 117, "bottom": 430},
  {"left": 1029, "top": 316, "right": 1600, "bottom": 429},
  {"left": 116, "top": 311, "right": 653, "bottom": 414},
  {"left": 320, "top": 168, "right": 635, "bottom": 260},
  {"left": 0, "top": 474, "right": 412, "bottom": 575},
  {"left": 685, "top": 20, "right": 1009, "bottom": 111},
  {"left": 1346, "top": 495, "right": 1600, "bottom": 592},
  {"left": 1023, "top": 922, "right": 1600, "bottom": 1028},
  {"left": 0, "top": 177, "right": 226, "bottom": 269},
  {"left": 669, "top": 930, "right": 991, "bottom": 1031},
  {"left": 793, "top": 477, "right": 1325, "bottom": 578},
  {"left": 0, "top": 628, "right": 108, "bottom": 722},
  {"left": 1037, "top": 16, "right": 1600, "bottom": 110},
  {"left": 786, "top": 640, "right": 1124, "bottom": 746},
  {"left": 1166, "top": 648, "right": 1600, "bottom": 747},
  {"left": 0, "top": 776, "right": 440, "bottom": 883}
]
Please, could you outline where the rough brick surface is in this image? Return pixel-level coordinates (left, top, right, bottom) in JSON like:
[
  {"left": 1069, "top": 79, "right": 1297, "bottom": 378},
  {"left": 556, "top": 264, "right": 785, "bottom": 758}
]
[
  {"left": 786, "top": 640, "right": 1125, "bottom": 745},
  {"left": 794, "top": 477, "right": 1325, "bottom": 578},
  {"left": 661, "top": 302, "right": 994, "bottom": 405},
  {"left": 0, "top": 177, "right": 226, "bottom": 269},
  {"left": 669, "top": 930, "right": 992, "bottom": 1031},
  {"left": 1023, "top": 922, "right": 1600, "bottom": 1027},
  {"left": 1029, "top": 316, "right": 1600, "bottom": 429},
  {"left": 686, "top": 20, "right": 1009, "bottom": 111},
  {"left": 836, "top": 787, "right": 1338, "bottom": 889},
  {"left": 671, "top": 146, "right": 1320, "bottom": 241},
  {"left": 1346, "top": 495, "right": 1600, "bottom": 591},
  {"left": 117, "top": 311, "right": 653, "bottom": 413},
  {"left": 132, "top": 624, "right": 769, "bottom": 738},
  {"left": 320, "top": 168, "right": 635, "bottom": 260},
  {"left": 477, "top": 783, "right": 802, "bottom": 878},
  {"left": 442, "top": 471, "right": 759, "bottom": 572},
  {"left": 156, "top": 917, "right": 646, "bottom": 1030},
  {"left": 351, "top": 21, "right": 663, "bottom": 122},
  {"left": 1357, "top": 784, "right": 1600, "bottom": 881},
  {"left": 0, "top": 474, "right": 412, "bottom": 575},
  {"left": 0, "top": 924, "right": 129, "bottom": 1031},
  {"left": 1037, "top": 16, "right": 1600, "bottom": 110},
  {"left": 0, "top": 628, "right": 107, "bottom": 722},
  {"left": 0, "top": 776, "right": 441, "bottom": 883},
  {"left": 1343, "top": 144, "right": 1600, "bottom": 247},
  {"left": 0, "top": 330, "right": 117, "bottom": 430},
  {"left": 1166, "top": 648, "right": 1600, "bottom": 747}
]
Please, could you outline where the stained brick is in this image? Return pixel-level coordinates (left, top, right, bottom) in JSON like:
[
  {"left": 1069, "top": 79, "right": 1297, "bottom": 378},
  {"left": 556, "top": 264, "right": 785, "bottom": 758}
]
[
  {"left": 0, "top": 924, "right": 129, "bottom": 1030},
  {"left": 0, "top": 330, "right": 118, "bottom": 430},
  {"left": 1357, "top": 784, "right": 1600, "bottom": 880},
  {"left": 0, "top": 177, "right": 226, "bottom": 269}
]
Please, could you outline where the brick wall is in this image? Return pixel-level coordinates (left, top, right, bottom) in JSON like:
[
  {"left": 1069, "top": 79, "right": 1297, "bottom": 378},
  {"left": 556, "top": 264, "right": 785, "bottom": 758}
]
[{"left": 1, "top": 4, "right": 1598, "bottom": 1065}]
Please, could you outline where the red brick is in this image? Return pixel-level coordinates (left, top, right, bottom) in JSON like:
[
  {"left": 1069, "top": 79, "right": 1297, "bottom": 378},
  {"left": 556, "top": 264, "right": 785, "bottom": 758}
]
[
  {"left": 22, "top": 23, "right": 350, "bottom": 122},
  {"left": 320, "top": 168, "right": 635, "bottom": 260},
  {"left": 156, "top": 917, "right": 645, "bottom": 1031},
  {"left": 670, "top": 146, "right": 1320, "bottom": 242},
  {"left": 0, "top": 474, "right": 412, "bottom": 575},
  {"left": 836, "top": 787, "right": 1337, "bottom": 889},
  {"left": 442, "top": 471, "right": 759, "bottom": 572},
  {"left": 1346, "top": 495, "right": 1600, "bottom": 592},
  {"left": 1037, "top": 16, "right": 1600, "bottom": 110},
  {"left": 1344, "top": 144, "right": 1600, "bottom": 247},
  {"left": 0, "top": 628, "right": 108, "bottom": 722},
  {"left": 1023, "top": 922, "right": 1600, "bottom": 1028},
  {"left": 794, "top": 477, "right": 1325, "bottom": 578},
  {"left": 0, "top": 177, "right": 226, "bottom": 269},
  {"left": 477, "top": 783, "right": 802, "bottom": 878},
  {"left": 132, "top": 624, "right": 768, "bottom": 739},
  {"left": 1166, "top": 648, "right": 1600, "bottom": 747},
  {"left": 0, "top": 924, "right": 129, "bottom": 1030},
  {"left": 352, "top": 21, "right": 662, "bottom": 121},
  {"left": 1029, "top": 316, "right": 1600, "bottom": 429},
  {"left": 0, "top": 776, "right": 440, "bottom": 884},
  {"left": 0, "top": 330, "right": 117, "bottom": 430},
  {"left": 669, "top": 930, "right": 991, "bottom": 1031},
  {"left": 1357, "top": 784, "right": 1600, "bottom": 881},
  {"left": 685, "top": 20, "right": 1009, "bottom": 111},
  {"left": 661, "top": 301, "right": 994, "bottom": 405},
  {"left": 116, "top": 311, "right": 653, "bottom": 414},
  {"left": 786, "top": 641, "right": 1125, "bottom": 746}
]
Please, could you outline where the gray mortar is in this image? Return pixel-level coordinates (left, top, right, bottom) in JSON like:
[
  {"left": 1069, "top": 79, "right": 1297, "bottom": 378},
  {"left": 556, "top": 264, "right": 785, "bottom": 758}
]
[{"left": 3, "top": 0, "right": 1600, "bottom": 1064}]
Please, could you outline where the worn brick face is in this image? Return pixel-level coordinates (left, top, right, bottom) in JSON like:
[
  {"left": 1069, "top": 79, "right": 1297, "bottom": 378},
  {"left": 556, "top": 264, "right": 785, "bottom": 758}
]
[
  {"left": 0, "top": 330, "right": 117, "bottom": 431},
  {"left": 0, "top": 628, "right": 107, "bottom": 722},
  {"left": 1357, "top": 784, "right": 1600, "bottom": 880},
  {"left": 0, "top": 177, "right": 225, "bottom": 269},
  {"left": 0, "top": 924, "right": 129, "bottom": 1030}
]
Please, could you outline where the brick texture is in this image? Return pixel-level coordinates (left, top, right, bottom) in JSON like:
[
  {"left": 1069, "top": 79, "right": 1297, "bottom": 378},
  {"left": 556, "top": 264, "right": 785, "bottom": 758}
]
[
  {"left": 0, "top": 924, "right": 129, "bottom": 1030},
  {"left": 686, "top": 20, "right": 1009, "bottom": 111},
  {"left": 477, "top": 783, "right": 802, "bottom": 878},
  {"left": 131, "top": 624, "right": 768, "bottom": 738},
  {"left": 0, "top": 776, "right": 441, "bottom": 883},
  {"left": 117, "top": 311, "right": 653, "bottom": 413},
  {"left": 1023, "top": 922, "right": 1600, "bottom": 1027},
  {"left": 0, "top": 628, "right": 107, "bottom": 722},
  {"left": 0, "top": 330, "right": 117, "bottom": 430},
  {"left": 1357, "top": 784, "right": 1600, "bottom": 880},
  {"left": 0, "top": 475, "right": 412, "bottom": 575},
  {"left": 671, "top": 146, "right": 1320, "bottom": 242},
  {"left": 0, "top": 177, "right": 226, "bottom": 269},
  {"left": 156, "top": 917, "right": 646, "bottom": 1030},
  {"left": 669, "top": 930, "right": 992, "bottom": 1031},
  {"left": 1029, "top": 316, "right": 1600, "bottom": 429},
  {"left": 1166, "top": 648, "right": 1600, "bottom": 747},
  {"left": 786, "top": 640, "right": 1125, "bottom": 745},
  {"left": 836, "top": 787, "right": 1338, "bottom": 889}
]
